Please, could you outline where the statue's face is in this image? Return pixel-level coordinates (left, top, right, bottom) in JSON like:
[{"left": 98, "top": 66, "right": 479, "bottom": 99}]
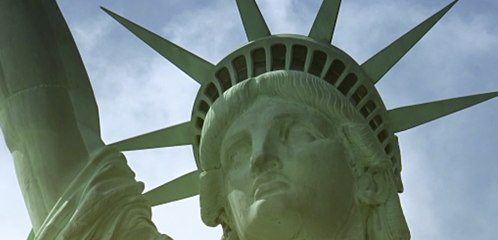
[{"left": 220, "top": 96, "right": 357, "bottom": 240}]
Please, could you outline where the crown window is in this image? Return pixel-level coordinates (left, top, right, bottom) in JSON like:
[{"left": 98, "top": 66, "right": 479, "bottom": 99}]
[
  {"left": 360, "top": 101, "right": 376, "bottom": 118},
  {"left": 232, "top": 56, "right": 247, "bottom": 82},
  {"left": 324, "top": 59, "right": 345, "bottom": 85},
  {"left": 369, "top": 115, "right": 383, "bottom": 130},
  {"left": 271, "top": 44, "right": 286, "bottom": 70},
  {"left": 309, "top": 50, "right": 327, "bottom": 77},
  {"left": 290, "top": 45, "right": 307, "bottom": 71},
  {"left": 377, "top": 130, "right": 388, "bottom": 143},
  {"left": 198, "top": 100, "right": 209, "bottom": 114},
  {"left": 196, "top": 117, "right": 204, "bottom": 129},
  {"left": 338, "top": 73, "right": 358, "bottom": 95},
  {"left": 384, "top": 144, "right": 392, "bottom": 154},
  {"left": 216, "top": 67, "right": 232, "bottom": 91},
  {"left": 251, "top": 48, "right": 266, "bottom": 76},
  {"left": 351, "top": 85, "right": 368, "bottom": 106},
  {"left": 204, "top": 82, "right": 219, "bottom": 102}
]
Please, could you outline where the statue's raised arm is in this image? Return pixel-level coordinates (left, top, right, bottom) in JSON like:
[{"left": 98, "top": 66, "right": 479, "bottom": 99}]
[{"left": 0, "top": 1, "right": 170, "bottom": 239}]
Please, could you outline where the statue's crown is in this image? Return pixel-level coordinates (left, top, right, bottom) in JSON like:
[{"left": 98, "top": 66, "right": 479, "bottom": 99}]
[{"left": 103, "top": 0, "right": 497, "bottom": 206}]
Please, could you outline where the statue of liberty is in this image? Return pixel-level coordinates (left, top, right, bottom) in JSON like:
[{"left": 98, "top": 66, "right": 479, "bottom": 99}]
[{"left": 0, "top": 0, "right": 496, "bottom": 239}]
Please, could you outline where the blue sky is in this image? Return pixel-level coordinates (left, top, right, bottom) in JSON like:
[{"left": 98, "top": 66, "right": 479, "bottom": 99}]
[{"left": 1, "top": 0, "right": 497, "bottom": 239}]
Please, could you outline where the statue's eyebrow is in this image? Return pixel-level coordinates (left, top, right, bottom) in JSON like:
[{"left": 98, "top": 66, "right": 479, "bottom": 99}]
[
  {"left": 220, "top": 131, "right": 251, "bottom": 170},
  {"left": 221, "top": 130, "right": 249, "bottom": 158},
  {"left": 272, "top": 110, "right": 335, "bottom": 137},
  {"left": 306, "top": 115, "right": 334, "bottom": 135},
  {"left": 270, "top": 113, "right": 299, "bottom": 125}
]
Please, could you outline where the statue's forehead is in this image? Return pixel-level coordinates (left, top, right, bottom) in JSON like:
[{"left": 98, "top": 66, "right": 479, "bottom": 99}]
[{"left": 222, "top": 96, "right": 335, "bottom": 142}]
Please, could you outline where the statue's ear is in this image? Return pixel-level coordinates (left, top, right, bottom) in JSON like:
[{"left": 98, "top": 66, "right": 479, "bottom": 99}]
[
  {"left": 355, "top": 166, "right": 392, "bottom": 205},
  {"left": 340, "top": 124, "right": 393, "bottom": 206}
]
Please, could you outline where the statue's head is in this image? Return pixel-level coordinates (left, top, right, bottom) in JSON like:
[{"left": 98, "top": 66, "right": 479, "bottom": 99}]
[{"left": 199, "top": 71, "right": 409, "bottom": 240}]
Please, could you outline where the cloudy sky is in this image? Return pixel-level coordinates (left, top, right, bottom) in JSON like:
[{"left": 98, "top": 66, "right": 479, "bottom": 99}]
[{"left": 1, "top": 0, "right": 497, "bottom": 239}]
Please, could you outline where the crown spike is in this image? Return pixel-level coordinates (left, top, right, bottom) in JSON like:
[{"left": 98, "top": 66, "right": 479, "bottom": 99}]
[
  {"left": 236, "top": 0, "right": 271, "bottom": 41},
  {"left": 27, "top": 230, "right": 34, "bottom": 240},
  {"left": 109, "top": 121, "right": 193, "bottom": 151},
  {"left": 389, "top": 91, "right": 498, "bottom": 133},
  {"left": 361, "top": 0, "right": 458, "bottom": 84},
  {"left": 308, "top": 0, "right": 341, "bottom": 43},
  {"left": 144, "top": 170, "right": 199, "bottom": 206},
  {"left": 101, "top": 7, "right": 214, "bottom": 84}
]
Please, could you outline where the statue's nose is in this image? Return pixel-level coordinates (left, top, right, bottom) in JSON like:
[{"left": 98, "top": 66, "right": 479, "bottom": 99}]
[
  {"left": 250, "top": 133, "right": 282, "bottom": 175},
  {"left": 250, "top": 151, "right": 281, "bottom": 176}
]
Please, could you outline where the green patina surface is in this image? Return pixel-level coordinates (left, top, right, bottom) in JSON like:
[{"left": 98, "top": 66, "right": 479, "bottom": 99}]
[{"left": 1, "top": 0, "right": 496, "bottom": 240}]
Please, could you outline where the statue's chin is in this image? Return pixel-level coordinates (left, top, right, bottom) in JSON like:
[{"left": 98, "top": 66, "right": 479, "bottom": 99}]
[{"left": 239, "top": 197, "right": 303, "bottom": 240}]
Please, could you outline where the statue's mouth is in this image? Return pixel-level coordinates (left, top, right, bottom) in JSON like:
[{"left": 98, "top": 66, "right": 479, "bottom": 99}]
[{"left": 252, "top": 174, "right": 289, "bottom": 200}]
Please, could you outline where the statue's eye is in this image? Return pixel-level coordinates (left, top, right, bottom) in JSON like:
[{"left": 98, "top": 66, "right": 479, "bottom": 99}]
[
  {"left": 280, "top": 121, "right": 322, "bottom": 144},
  {"left": 290, "top": 125, "right": 317, "bottom": 142},
  {"left": 224, "top": 138, "right": 251, "bottom": 170},
  {"left": 279, "top": 120, "right": 293, "bottom": 142}
]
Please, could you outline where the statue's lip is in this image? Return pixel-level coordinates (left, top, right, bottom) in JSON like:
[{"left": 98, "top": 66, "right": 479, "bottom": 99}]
[{"left": 252, "top": 174, "right": 289, "bottom": 199}]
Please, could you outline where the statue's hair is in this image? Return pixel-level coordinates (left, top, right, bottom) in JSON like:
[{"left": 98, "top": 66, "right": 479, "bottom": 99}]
[{"left": 199, "top": 70, "right": 408, "bottom": 239}]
